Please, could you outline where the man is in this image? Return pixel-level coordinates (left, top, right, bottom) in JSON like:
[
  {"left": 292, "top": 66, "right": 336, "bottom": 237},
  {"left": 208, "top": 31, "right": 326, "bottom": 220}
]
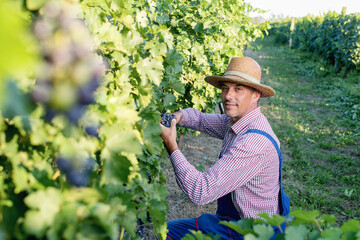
[{"left": 160, "top": 57, "right": 289, "bottom": 240}]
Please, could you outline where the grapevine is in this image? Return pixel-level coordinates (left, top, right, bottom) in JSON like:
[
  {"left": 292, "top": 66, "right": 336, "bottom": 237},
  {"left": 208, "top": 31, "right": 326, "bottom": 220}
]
[{"left": 0, "top": 0, "right": 271, "bottom": 239}]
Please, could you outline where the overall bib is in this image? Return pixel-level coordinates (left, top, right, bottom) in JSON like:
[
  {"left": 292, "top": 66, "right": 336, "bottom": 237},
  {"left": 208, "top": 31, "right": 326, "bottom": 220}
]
[{"left": 166, "top": 129, "right": 290, "bottom": 240}]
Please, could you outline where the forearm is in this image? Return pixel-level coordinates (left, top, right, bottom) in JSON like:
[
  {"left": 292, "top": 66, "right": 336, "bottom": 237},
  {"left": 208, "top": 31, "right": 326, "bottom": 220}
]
[
  {"left": 178, "top": 108, "right": 226, "bottom": 139},
  {"left": 163, "top": 138, "right": 179, "bottom": 155},
  {"left": 170, "top": 150, "right": 223, "bottom": 205}
]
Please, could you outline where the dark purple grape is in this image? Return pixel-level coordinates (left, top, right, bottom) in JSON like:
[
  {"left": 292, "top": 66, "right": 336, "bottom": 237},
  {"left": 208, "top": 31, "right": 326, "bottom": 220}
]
[
  {"left": 31, "top": 81, "right": 52, "bottom": 104},
  {"left": 160, "top": 113, "right": 176, "bottom": 128},
  {"left": 67, "top": 170, "right": 89, "bottom": 187},
  {"left": 66, "top": 104, "right": 85, "bottom": 123},
  {"left": 85, "top": 126, "right": 99, "bottom": 137},
  {"left": 83, "top": 157, "right": 95, "bottom": 172},
  {"left": 56, "top": 157, "right": 71, "bottom": 172},
  {"left": 137, "top": 217, "right": 145, "bottom": 238},
  {"left": 78, "top": 78, "right": 99, "bottom": 105},
  {"left": 147, "top": 171, "right": 151, "bottom": 183},
  {"left": 44, "top": 108, "right": 57, "bottom": 122}
]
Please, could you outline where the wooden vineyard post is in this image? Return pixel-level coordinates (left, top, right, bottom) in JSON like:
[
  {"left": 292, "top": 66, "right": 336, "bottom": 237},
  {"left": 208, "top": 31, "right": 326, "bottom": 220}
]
[
  {"left": 178, "top": 133, "right": 185, "bottom": 150},
  {"left": 341, "top": 6, "right": 347, "bottom": 15},
  {"left": 219, "top": 102, "right": 225, "bottom": 114},
  {"left": 289, "top": 17, "right": 295, "bottom": 48}
]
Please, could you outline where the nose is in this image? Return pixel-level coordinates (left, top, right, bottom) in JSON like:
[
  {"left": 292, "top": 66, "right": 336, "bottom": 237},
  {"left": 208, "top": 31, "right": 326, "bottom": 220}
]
[{"left": 224, "top": 87, "right": 235, "bottom": 100}]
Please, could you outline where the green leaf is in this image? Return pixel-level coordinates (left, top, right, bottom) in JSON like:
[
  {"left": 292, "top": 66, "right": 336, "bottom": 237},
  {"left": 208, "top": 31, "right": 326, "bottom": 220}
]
[
  {"left": 285, "top": 225, "right": 308, "bottom": 240},
  {"left": 23, "top": 188, "right": 63, "bottom": 237},
  {"left": 253, "top": 224, "right": 275, "bottom": 240},
  {"left": 220, "top": 218, "right": 256, "bottom": 236},
  {"left": 319, "top": 214, "right": 337, "bottom": 225},
  {"left": 135, "top": 57, "right": 164, "bottom": 86},
  {"left": 320, "top": 228, "right": 342, "bottom": 240},
  {"left": 23, "top": 210, "right": 48, "bottom": 238},
  {"left": 341, "top": 220, "right": 360, "bottom": 232},
  {"left": 0, "top": 1, "right": 37, "bottom": 86},
  {"left": 64, "top": 188, "right": 101, "bottom": 203},
  {"left": 26, "top": 0, "right": 49, "bottom": 10},
  {"left": 244, "top": 234, "right": 257, "bottom": 240},
  {"left": 2, "top": 81, "right": 33, "bottom": 120},
  {"left": 166, "top": 81, "right": 185, "bottom": 94},
  {"left": 136, "top": 10, "right": 148, "bottom": 27},
  {"left": 83, "top": 0, "right": 111, "bottom": 14},
  {"left": 164, "top": 93, "right": 176, "bottom": 107},
  {"left": 47, "top": 203, "right": 78, "bottom": 239},
  {"left": 142, "top": 121, "right": 163, "bottom": 155},
  {"left": 102, "top": 126, "right": 142, "bottom": 155},
  {"left": 257, "top": 212, "right": 286, "bottom": 228},
  {"left": 133, "top": 84, "right": 153, "bottom": 108},
  {"left": 101, "top": 152, "right": 132, "bottom": 184},
  {"left": 12, "top": 166, "right": 29, "bottom": 193},
  {"left": 290, "top": 209, "right": 321, "bottom": 225},
  {"left": 111, "top": 197, "right": 138, "bottom": 236}
]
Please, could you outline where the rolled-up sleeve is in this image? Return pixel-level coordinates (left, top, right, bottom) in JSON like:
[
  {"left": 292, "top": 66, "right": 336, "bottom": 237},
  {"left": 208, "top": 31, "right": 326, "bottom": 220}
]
[{"left": 178, "top": 108, "right": 227, "bottom": 140}]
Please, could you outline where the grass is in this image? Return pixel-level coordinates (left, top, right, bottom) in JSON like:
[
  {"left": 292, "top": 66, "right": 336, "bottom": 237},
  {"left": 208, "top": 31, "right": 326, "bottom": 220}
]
[{"left": 253, "top": 36, "right": 360, "bottom": 222}]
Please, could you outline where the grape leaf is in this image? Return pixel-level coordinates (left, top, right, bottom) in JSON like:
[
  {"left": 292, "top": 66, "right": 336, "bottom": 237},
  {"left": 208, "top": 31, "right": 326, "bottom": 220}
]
[
  {"left": 341, "top": 219, "right": 360, "bottom": 232},
  {"left": 166, "top": 81, "right": 185, "bottom": 94},
  {"left": 12, "top": 166, "right": 29, "bottom": 193},
  {"left": 26, "top": 0, "right": 49, "bottom": 10},
  {"left": 101, "top": 152, "right": 132, "bottom": 184},
  {"left": 220, "top": 218, "right": 256, "bottom": 236},
  {"left": 253, "top": 224, "right": 275, "bottom": 240},
  {"left": 285, "top": 225, "right": 308, "bottom": 240},
  {"left": 102, "top": 126, "right": 142, "bottom": 154},
  {"left": 23, "top": 188, "right": 63, "bottom": 237},
  {"left": 164, "top": 93, "right": 176, "bottom": 107},
  {"left": 135, "top": 57, "right": 164, "bottom": 86},
  {"left": 320, "top": 228, "right": 342, "bottom": 240},
  {"left": 290, "top": 209, "right": 321, "bottom": 225},
  {"left": 257, "top": 212, "right": 286, "bottom": 228}
]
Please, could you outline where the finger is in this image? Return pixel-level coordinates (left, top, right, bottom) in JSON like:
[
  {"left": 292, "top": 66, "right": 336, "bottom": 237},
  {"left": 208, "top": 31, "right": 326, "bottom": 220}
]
[
  {"left": 173, "top": 111, "right": 183, "bottom": 123},
  {"left": 170, "top": 119, "right": 177, "bottom": 129}
]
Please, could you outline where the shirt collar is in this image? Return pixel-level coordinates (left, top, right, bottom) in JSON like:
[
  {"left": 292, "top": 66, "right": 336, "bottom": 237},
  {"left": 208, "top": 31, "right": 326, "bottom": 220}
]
[{"left": 230, "top": 107, "right": 261, "bottom": 135}]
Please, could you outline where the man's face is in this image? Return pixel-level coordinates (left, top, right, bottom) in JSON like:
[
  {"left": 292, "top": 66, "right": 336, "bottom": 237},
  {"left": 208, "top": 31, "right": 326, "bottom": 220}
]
[{"left": 221, "top": 82, "right": 261, "bottom": 123}]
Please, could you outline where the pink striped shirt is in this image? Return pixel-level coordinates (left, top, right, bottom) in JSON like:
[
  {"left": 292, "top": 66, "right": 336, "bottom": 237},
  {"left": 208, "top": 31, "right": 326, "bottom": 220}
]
[{"left": 170, "top": 107, "right": 280, "bottom": 219}]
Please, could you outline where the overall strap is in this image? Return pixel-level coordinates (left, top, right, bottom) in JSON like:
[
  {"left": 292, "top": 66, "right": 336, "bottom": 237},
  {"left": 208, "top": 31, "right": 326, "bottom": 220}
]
[
  {"left": 243, "top": 129, "right": 290, "bottom": 217},
  {"left": 243, "top": 129, "right": 283, "bottom": 179}
]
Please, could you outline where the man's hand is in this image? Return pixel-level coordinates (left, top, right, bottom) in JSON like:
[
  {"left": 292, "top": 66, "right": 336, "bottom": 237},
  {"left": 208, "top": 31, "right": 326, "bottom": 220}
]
[
  {"left": 173, "top": 111, "right": 183, "bottom": 124},
  {"left": 160, "top": 119, "right": 179, "bottom": 155}
]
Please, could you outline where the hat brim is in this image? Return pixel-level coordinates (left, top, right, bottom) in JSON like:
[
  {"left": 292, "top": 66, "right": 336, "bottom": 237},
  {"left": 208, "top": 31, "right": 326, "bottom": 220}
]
[{"left": 205, "top": 75, "right": 275, "bottom": 98}]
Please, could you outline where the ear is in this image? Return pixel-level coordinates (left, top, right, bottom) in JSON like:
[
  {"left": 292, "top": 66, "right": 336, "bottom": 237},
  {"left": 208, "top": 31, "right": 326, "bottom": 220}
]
[{"left": 252, "top": 90, "right": 261, "bottom": 102}]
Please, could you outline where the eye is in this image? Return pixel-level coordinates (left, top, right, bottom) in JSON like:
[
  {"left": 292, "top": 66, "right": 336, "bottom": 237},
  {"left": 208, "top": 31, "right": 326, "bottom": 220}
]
[{"left": 221, "top": 86, "right": 229, "bottom": 91}]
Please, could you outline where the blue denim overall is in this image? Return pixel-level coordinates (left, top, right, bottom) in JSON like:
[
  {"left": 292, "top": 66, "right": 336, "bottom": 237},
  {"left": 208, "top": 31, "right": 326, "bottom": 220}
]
[{"left": 166, "top": 129, "right": 290, "bottom": 240}]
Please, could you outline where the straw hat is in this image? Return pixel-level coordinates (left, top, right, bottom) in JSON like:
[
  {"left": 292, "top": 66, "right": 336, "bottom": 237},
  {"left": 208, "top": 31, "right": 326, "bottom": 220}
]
[{"left": 205, "top": 57, "right": 275, "bottom": 97}]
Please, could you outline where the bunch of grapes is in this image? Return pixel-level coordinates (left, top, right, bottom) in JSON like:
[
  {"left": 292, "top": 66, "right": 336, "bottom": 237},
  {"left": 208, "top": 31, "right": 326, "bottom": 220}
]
[
  {"left": 56, "top": 156, "right": 95, "bottom": 187},
  {"left": 30, "top": 1, "right": 103, "bottom": 187},
  {"left": 160, "top": 113, "right": 177, "bottom": 127},
  {"left": 31, "top": 1, "right": 104, "bottom": 124}
]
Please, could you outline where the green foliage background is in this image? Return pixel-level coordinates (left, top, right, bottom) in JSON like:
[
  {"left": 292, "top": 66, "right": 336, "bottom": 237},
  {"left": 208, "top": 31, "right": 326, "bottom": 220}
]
[
  {"left": 0, "top": 0, "right": 267, "bottom": 239},
  {"left": 268, "top": 12, "right": 360, "bottom": 74}
]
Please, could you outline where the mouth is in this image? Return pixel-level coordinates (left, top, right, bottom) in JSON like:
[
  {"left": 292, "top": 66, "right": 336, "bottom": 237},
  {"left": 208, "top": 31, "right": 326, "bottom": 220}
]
[{"left": 224, "top": 102, "right": 237, "bottom": 109}]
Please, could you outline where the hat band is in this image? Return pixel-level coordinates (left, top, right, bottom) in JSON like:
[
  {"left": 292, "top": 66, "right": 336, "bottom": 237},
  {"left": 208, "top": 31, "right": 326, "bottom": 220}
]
[{"left": 223, "top": 71, "right": 260, "bottom": 85}]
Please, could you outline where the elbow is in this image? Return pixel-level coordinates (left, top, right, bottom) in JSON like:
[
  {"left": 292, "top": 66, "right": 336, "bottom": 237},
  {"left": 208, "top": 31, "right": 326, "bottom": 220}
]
[
  {"left": 187, "top": 193, "right": 209, "bottom": 206},
  {"left": 189, "top": 197, "right": 206, "bottom": 206}
]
